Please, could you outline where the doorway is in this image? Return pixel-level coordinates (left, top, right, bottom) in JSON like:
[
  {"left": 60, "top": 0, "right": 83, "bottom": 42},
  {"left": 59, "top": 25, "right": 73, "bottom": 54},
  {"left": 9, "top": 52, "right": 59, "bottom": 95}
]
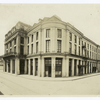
[
  {"left": 45, "top": 58, "right": 51, "bottom": 77},
  {"left": 20, "top": 59, "right": 25, "bottom": 74},
  {"left": 55, "top": 58, "right": 62, "bottom": 77},
  {"left": 69, "top": 59, "right": 72, "bottom": 76},
  {"left": 8, "top": 60, "right": 10, "bottom": 73}
]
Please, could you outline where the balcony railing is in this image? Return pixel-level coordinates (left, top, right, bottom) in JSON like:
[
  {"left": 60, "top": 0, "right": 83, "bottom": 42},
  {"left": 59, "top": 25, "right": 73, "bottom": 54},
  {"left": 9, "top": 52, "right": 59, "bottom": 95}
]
[{"left": 4, "top": 52, "right": 17, "bottom": 56}]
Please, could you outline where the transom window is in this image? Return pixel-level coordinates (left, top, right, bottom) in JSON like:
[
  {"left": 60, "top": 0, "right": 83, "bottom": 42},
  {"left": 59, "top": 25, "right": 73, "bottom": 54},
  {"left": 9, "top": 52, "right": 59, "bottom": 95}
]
[
  {"left": 46, "top": 29, "right": 50, "bottom": 38},
  {"left": 57, "top": 29, "right": 62, "bottom": 38}
]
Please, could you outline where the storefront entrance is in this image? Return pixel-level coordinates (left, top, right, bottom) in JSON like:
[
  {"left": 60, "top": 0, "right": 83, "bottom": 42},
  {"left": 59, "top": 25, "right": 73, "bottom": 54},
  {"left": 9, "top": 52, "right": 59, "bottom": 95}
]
[
  {"left": 20, "top": 59, "right": 25, "bottom": 74},
  {"left": 8, "top": 60, "right": 10, "bottom": 73},
  {"left": 45, "top": 58, "right": 51, "bottom": 77},
  {"left": 69, "top": 59, "right": 72, "bottom": 76},
  {"left": 35, "top": 58, "right": 38, "bottom": 76},
  {"left": 30, "top": 59, "right": 33, "bottom": 75},
  {"left": 55, "top": 58, "right": 62, "bottom": 77}
]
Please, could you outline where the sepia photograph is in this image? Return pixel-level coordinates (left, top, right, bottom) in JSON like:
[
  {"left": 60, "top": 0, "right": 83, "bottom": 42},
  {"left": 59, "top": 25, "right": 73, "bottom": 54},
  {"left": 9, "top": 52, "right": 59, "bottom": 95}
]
[{"left": 0, "top": 2, "right": 100, "bottom": 99}]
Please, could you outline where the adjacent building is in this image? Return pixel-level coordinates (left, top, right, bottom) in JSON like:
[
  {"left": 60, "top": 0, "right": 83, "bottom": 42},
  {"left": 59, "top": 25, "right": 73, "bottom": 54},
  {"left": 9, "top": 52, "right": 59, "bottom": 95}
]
[{"left": 2, "top": 15, "right": 100, "bottom": 78}]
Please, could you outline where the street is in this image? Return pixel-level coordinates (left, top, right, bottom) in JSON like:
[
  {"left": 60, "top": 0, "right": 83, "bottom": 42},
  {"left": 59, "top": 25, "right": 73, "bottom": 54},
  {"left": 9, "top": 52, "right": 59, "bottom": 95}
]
[{"left": 0, "top": 69, "right": 100, "bottom": 96}]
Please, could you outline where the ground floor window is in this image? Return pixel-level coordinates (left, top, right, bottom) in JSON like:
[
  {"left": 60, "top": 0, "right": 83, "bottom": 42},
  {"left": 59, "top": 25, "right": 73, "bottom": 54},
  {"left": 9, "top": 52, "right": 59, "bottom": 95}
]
[
  {"left": 8, "top": 60, "right": 10, "bottom": 73},
  {"left": 74, "top": 59, "right": 77, "bottom": 76},
  {"left": 20, "top": 59, "right": 25, "bottom": 74},
  {"left": 35, "top": 58, "right": 38, "bottom": 76},
  {"left": 69, "top": 59, "right": 72, "bottom": 76},
  {"left": 55, "top": 58, "right": 62, "bottom": 77},
  {"left": 45, "top": 58, "right": 51, "bottom": 77},
  {"left": 30, "top": 59, "right": 33, "bottom": 75},
  {"left": 5, "top": 61, "right": 7, "bottom": 72}
]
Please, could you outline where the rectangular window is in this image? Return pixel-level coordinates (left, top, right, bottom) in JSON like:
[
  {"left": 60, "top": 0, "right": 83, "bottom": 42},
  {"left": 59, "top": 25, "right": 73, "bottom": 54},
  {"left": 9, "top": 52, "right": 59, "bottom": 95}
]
[
  {"left": 31, "top": 44, "right": 33, "bottom": 54},
  {"left": 90, "top": 51, "right": 91, "bottom": 58},
  {"left": 10, "top": 48, "right": 12, "bottom": 52},
  {"left": 57, "top": 40, "right": 61, "bottom": 53},
  {"left": 46, "top": 29, "right": 50, "bottom": 38},
  {"left": 46, "top": 40, "right": 50, "bottom": 52},
  {"left": 10, "top": 41, "right": 12, "bottom": 47},
  {"left": 74, "top": 35, "right": 77, "bottom": 43},
  {"left": 79, "top": 38, "right": 80, "bottom": 45},
  {"left": 14, "top": 38, "right": 16, "bottom": 45},
  {"left": 79, "top": 46, "right": 80, "bottom": 56},
  {"left": 57, "top": 29, "right": 62, "bottom": 38},
  {"left": 21, "top": 37, "right": 24, "bottom": 44},
  {"left": 28, "top": 37, "right": 29, "bottom": 44},
  {"left": 74, "top": 44, "right": 77, "bottom": 55},
  {"left": 27, "top": 46, "right": 29, "bottom": 54},
  {"left": 82, "top": 41, "right": 83, "bottom": 46},
  {"left": 36, "top": 42, "right": 38, "bottom": 53},
  {"left": 36, "top": 32, "right": 38, "bottom": 40},
  {"left": 69, "top": 32, "right": 72, "bottom": 41},
  {"left": 88, "top": 44, "right": 89, "bottom": 49},
  {"left": 20, "top": 45, "right": 24, "bottom": 55},
  {"left": 14, "top": 47, "right": 16, "bottom": 53},
  {"left": 90, "top": 45, "right": 91, "bottom": 50},
  {"left": 6, "top": 44, "right": 8, "bottom": 49},
  {"left": 31, "top": 35, "right": 33, "bottom": 42},
  {"left": 69, "top": 42, "right": 72, "bottom": 53}
]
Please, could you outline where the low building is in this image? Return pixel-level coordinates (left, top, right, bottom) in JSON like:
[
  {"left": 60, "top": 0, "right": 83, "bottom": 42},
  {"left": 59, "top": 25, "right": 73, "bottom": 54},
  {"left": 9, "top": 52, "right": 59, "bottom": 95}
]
[{"left": 2, "top": 15, "right": 100, "bottom": 77}]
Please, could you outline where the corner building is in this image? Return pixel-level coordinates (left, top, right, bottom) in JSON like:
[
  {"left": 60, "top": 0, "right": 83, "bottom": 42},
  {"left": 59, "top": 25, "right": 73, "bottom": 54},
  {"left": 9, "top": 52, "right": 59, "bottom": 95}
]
[{"left": 3, "top": 15, "right": 100, "bottom": 78}]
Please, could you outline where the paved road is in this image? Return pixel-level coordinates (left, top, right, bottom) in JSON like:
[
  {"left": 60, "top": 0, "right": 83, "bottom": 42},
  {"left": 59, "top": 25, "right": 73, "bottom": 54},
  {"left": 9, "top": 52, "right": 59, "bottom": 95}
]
[{"left": 0, "top": 70, "right": 100, "bottom": 96}]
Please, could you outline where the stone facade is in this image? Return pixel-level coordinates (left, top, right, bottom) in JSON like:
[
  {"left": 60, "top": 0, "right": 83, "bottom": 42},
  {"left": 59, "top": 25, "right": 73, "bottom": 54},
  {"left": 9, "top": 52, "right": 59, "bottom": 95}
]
[{"left": 2, "top": 15, "right": 100, "bottom": 77}]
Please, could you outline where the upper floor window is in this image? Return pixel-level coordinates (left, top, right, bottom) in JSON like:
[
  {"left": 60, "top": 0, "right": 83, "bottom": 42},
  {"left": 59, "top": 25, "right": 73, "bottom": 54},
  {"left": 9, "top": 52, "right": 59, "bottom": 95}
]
[
  {"left": 69, "top": 42, "right": 72, "bottom": 53},
  {"left": 10, "top": 41, "right": 12, "bottom": 47},
  {"left": 79, "top": 46, "right": 80, "bottom": 55},
  {"left": 74, "top": 44, "right": 77, "bottom": 55},
  {"left": 31, "top": 35, "right": 33, "bottom": 42},
  {"left": 87, "top": 44, "right": 89, "bottom": 49},
  {"left": 28, "top": 37, "right": 29, "bottom": 44},
  {"left": 57, "top": 29, "right": 62, "bottom": 38},
  {"left": 21, "top": 37, "right": 24, "bottom": 44},
  {"left": 27, "top": 46, "right": 29, "bottom": 54},
  {"left": 82, "top": 41, "right": 83, "bottom": 46},
  {"left": 14, "top": 47, "right": 16, "bottom": 53},
  {"left": 90, "top": 45, "right": 91, "bottom": 50},
  {"left": 46, "top": 29, "right": 50, "bottom": 38},
  {"left": 69, "top": 32, "right": 72, "bottom": 41},
  {"left": 46, "top": 40, "right": 50, "bottom": 52},
  {"left": 20, "top": 45, "right": 24, "bottom": 55},
  {"left": 14, "top": 38, "right": 16, "bottom": 45},
  {"left": 6, "top": 44, "right": 8, "bottom": 49},
  {"left": 31, "top": 44, "right": 33, "bottom": 54},
  {"left": 79, "top": 38, "right": 80, "bottom": 45},
  {"left": 36, "top": 42, "right": 38, "bottom": 53},
  {"left": 36, "top": 32, "right": 38, "bottom": 40},
  {"left": 57, "top": 40, "right": 61, "bottom": 53},
  {"left": 74, "top": 35, "right": 77, "bottom": 43}
]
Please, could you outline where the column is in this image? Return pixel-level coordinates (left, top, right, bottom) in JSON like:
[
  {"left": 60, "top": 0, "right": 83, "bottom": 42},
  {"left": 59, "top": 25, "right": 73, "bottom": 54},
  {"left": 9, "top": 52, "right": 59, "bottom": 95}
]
[
  {"left": 89, "top": 62, "right": 90, "bottom": 74},
  {"left": 3, "top": 60, "right": 5, "bottom": 72},
  {"left": 33, "top": 58, "right": 35, "bottom": 76},
  {"left": 10, "top": 59, "right": 13, "bottom": 74},
  {"left": 86, "top": 61, "right": 88, "bottom": 74},
  {"left": 28, "top": 59, "right": 30, "bottom": 75},
  {"left": 38, "top": 57, "right": 41, "bottom": 77},
  {"left": 42, "top": 57, "right": 45, "bottom": 77},
  {"left": 52, "top": 57, "right": 55, "bottom": 78},
  {"left": 7, "top": 60, "right": 8, "bottom": 73},
  {"left": 24, "top": 59, "right": 27, "bottom": 74},
  {"left": 66, "top": 56, "right": 69, "bottom": 77},
  {"left": 72, "top": 59, "right": 74, "bottom": 76},
  {"left": 76, "top": 59, "right": 79, "bottom": 75},
  {"left": 62, "top": 57, "right": 65, "bottom": 77},
  {"left": 83, "top": 61, "right": 85, "bottom": 75},
  {"left": 15, "top": 58, "right": 20, "bottom": 75}
]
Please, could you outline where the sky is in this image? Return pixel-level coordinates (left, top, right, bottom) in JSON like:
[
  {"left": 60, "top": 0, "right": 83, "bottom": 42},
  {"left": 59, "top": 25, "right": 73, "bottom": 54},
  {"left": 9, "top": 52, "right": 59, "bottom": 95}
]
[{"left": 0, "top": 4, "right": 100, "bottom": 55}]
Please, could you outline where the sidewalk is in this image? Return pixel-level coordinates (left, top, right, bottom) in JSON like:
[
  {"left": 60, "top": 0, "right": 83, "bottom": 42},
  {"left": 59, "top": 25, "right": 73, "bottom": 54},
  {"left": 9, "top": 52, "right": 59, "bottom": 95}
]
[{"left": 1, "top": 70, "right": 100, "bottom": 81}]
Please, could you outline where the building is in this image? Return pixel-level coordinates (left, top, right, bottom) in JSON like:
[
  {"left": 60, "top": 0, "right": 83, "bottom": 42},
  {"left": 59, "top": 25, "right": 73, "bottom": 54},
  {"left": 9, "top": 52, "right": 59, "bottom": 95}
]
[{"left": 2, "top": 15, "right": 100, "bottom": 78}]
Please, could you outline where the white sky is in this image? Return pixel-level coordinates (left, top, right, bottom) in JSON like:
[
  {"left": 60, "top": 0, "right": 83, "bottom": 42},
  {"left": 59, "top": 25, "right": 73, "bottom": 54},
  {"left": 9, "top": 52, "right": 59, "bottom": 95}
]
[{"left": 0, "top": 4, "right": 100, "bottom": 55}]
